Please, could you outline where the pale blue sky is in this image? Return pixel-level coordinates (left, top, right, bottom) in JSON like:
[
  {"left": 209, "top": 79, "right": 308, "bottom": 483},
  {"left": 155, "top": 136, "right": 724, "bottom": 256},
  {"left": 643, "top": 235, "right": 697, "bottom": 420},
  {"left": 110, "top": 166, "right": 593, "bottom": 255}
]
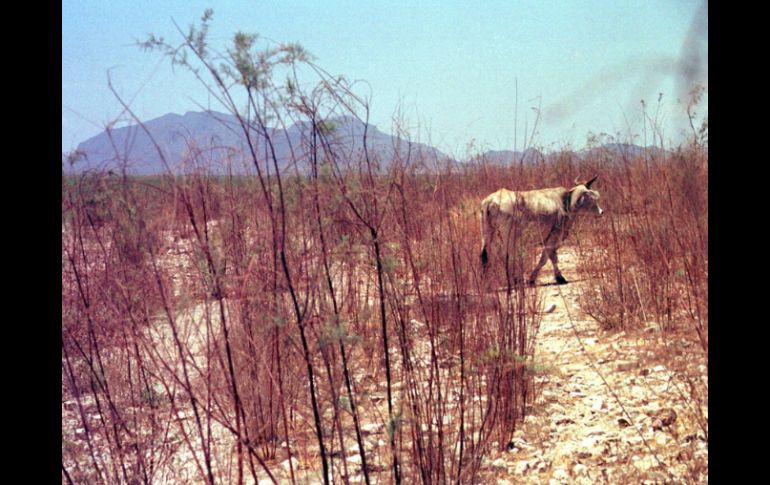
[{"left": 62, "top": 0, "right": 707, "bottom": 158}]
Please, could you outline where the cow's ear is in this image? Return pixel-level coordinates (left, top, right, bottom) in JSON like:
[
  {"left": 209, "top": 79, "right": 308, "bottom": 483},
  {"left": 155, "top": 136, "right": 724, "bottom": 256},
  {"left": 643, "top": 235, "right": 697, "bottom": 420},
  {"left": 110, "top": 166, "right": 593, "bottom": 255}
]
[{"left": 585, "top": 174, "right": 599, "bottom": 188}]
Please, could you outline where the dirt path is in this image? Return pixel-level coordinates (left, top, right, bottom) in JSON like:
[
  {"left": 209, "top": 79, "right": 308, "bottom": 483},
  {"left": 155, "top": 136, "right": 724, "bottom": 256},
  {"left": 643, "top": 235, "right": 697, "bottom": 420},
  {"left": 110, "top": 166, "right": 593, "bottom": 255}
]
[{"left": 478, "top": 248, "right": 708, "bottom": 484}]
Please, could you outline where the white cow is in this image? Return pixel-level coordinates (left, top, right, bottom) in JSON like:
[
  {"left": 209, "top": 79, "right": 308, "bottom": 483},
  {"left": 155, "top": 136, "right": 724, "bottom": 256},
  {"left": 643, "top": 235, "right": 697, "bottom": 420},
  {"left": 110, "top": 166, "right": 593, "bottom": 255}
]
[{"left": 479, "top": 175, "right": 603, "bottom": 285}]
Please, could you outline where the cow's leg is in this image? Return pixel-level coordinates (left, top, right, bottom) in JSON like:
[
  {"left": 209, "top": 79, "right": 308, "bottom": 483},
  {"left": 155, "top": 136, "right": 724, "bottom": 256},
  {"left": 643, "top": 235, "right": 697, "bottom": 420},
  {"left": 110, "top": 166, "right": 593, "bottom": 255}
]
[
  {"left": 529, "top": 224, "right": 560, "bottom": 285},
  {"left": 528, "top": 246, "right": 549, "bottom": 285},
  {"left": 503, "top": 240, "right": 526, "bottom": 287},
  {"left": 548, "top": 247, "right": 568, "bottom": 284},
  {"left": 503, "top": 221, "right": 526, "bottom": 286}
]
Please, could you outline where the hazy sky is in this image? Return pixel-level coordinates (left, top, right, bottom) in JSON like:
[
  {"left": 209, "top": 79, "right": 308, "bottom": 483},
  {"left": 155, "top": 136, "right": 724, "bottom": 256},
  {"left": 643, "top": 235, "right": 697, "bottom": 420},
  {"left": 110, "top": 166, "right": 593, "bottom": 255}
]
[{"left": 62, "top": 0, "right": 707, "bottom": 158}]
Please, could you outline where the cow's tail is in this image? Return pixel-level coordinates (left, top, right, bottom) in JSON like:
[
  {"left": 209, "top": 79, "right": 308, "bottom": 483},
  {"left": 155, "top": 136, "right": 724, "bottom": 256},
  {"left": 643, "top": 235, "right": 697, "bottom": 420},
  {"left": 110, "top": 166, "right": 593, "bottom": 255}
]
[{"left": 480, "top": 203, "right": 490, "bottom": 269}]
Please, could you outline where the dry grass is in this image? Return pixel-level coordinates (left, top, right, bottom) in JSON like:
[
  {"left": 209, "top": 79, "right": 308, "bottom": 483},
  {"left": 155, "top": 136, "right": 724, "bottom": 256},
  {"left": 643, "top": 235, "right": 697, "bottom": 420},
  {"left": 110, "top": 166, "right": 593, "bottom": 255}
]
[
  {"left": 62, "top": 19, "right": 707, "bottom": 484},
  {"left": 62, "top": 142, "right": 707, "bottom": 484}
]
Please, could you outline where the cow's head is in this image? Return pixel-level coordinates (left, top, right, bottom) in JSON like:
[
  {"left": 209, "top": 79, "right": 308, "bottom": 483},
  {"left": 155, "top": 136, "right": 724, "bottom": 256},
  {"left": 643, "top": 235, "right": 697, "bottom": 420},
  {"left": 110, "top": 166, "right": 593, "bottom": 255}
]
[{"left": 570, "top": 174, "right": 603, "bottom": 216}]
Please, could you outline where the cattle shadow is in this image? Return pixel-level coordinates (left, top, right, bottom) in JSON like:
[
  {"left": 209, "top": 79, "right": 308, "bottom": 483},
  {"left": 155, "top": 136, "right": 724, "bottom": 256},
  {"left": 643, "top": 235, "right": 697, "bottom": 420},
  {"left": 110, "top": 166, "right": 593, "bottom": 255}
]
[{"left": 529, "top": 277, "right": 589, "bottom": 288}]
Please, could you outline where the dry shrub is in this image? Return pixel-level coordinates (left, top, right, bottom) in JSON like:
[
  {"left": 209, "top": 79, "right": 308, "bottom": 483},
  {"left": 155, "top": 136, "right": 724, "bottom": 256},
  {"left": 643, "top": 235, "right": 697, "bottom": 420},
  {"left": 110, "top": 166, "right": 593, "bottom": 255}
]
[
  {"left": 578, "top": 146, "right": 707, "bottom": 341},
  {"left": 63, "top": 16, "right": 706, "bottom": 484}
]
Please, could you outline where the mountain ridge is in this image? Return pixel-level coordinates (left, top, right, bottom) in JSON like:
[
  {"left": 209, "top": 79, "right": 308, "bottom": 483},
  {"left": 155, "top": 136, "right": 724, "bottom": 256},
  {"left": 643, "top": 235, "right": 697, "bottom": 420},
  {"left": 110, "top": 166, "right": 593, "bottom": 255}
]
[
  {"left": 69, "top": 110, "right": 670, "bottom": 175},
  {"left": 70, "top": 110, "right": 448, "bottom": 175}
]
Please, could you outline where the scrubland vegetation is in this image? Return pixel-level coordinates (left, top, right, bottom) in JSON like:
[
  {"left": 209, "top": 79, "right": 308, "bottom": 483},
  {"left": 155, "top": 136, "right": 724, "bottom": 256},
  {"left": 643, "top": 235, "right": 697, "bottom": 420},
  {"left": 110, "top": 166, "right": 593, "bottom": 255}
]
[{"left": 62, "top": 13, "right": 707, "bottom": 484}]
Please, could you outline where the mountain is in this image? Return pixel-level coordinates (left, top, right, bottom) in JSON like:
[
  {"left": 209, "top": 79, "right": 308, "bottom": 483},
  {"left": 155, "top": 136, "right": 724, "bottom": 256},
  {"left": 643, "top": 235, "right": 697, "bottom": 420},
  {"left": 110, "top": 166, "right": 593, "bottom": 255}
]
[
  {"left": 476, "top": 143, "right": 670, "bottom": 167},
  {"left": 69, "top": 110, "right": 449, "bottom": 175},
  {"left": 577, "top": 143, "right": 668, "bottom": 161},
  {"left": 475, "top": 147, "right": 545, "bottom": 166}
]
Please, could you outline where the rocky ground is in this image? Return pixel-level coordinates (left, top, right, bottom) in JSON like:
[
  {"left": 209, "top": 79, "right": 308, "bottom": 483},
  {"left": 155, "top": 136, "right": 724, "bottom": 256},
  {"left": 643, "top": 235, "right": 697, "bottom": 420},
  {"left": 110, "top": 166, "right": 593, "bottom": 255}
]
[
  {"left": 476, "top": 249, "right": 708, "bottom": 484},
  {"left": 62, "top": 247, "right": 708, "bottom": 484}
]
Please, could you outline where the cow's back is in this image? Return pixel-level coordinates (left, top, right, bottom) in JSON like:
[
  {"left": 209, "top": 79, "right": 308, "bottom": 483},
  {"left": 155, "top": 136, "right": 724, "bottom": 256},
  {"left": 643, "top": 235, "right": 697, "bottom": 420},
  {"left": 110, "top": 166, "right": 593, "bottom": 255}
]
[
  {"left": 518, "top": 187, "right": 569, "bottom": 219},
  {"left": 481, "top": 188, "right": 520, "bottom": 214},
  {"left": 482, "top": 187, "right": 568, "bottom": 220}
]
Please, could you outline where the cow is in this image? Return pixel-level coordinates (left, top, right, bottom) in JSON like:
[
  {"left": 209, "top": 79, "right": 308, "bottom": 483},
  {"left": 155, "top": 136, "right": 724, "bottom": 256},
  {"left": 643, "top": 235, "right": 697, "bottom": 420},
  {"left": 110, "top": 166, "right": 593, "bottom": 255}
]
[{"left": 479, "top": 175, "right": 603, "bottom": 285}]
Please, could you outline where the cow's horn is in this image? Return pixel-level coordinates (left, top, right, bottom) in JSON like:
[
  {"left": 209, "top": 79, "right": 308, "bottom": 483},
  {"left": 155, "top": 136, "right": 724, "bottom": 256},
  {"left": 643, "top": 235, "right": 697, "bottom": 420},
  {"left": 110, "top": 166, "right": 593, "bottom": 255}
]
[{"left": 586, "top": 174, "right": 599, "bottom": 188}]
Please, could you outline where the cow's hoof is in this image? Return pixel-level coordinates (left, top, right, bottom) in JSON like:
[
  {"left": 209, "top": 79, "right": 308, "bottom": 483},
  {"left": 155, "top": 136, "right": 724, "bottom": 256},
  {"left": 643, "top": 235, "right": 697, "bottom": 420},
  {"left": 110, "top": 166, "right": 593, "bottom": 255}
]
[
  {"left": 555, "top": 275, "right": 568, "bottom": 285},
  {"left": 527, "top": 279, "right": 537, "bottom": 286}
]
